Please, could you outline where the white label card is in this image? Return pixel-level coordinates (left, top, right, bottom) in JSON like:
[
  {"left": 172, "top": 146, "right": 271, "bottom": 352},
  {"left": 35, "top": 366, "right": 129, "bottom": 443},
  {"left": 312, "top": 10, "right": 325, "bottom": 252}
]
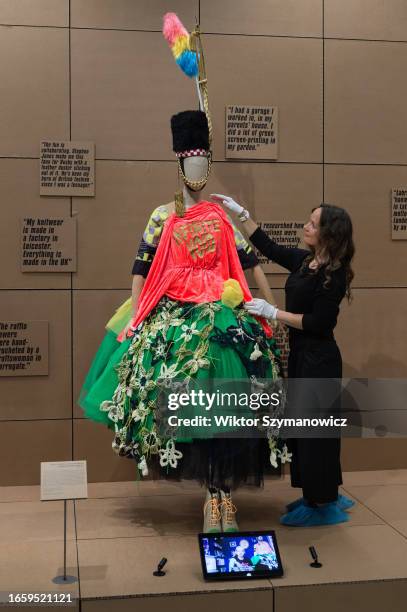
[{"left": 41, "top": 460, "right": 88, "bottom": 501}]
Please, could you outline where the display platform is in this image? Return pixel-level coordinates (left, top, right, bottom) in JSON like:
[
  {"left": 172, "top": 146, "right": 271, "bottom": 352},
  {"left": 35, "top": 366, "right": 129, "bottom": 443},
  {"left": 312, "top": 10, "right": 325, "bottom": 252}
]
[{"left": 1, "top": 470, "right": 407, "bottom": 612}]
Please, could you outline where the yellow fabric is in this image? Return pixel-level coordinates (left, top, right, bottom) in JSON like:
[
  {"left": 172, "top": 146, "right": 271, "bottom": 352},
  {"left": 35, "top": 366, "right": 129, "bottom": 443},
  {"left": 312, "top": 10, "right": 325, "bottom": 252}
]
[
  {"left": 221, "top": 278, "right": 244, "bottom": 309},
  {"left": 105, "top": 296, "right": 133, "bottom": 334}
]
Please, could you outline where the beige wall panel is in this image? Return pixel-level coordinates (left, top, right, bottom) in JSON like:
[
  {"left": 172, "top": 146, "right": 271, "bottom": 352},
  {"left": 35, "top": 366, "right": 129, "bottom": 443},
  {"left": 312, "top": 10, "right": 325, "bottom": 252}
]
[
  {"left": 72, "top": 161, "right": 179, "bottom": 289},
  {"left": 71, "top": 0, "right": 198, "bottom": 31},
  {"left": 207, "top": 36, "right": 323, "bottom": 162},
  {"left": 70, "top": 30, "right": 196, "bottom": 160},
  {"left": 74, "top": 418, "right": 138, "bottom": 482},
  {"left": 342, "top": 439, "right": 407, "bottom": 471},
  {"left": 0, "top": 291, "right": 71, "bottom": 420},
  {"left": 73, "top": 289, "right": 129, "bottom": 417},
  {"left": 0, "top": 420, "right": 72, "bottom": 486},
  {"left": 0, "top": 26, "right": 69, "bottom": 157},
  {"left": 211, "top": 162, "right": 322, "bottom": 223},
  {"left": 0, "top": 159, "right": 71, "bottom": 290},
  {"left": 0, "top": 0, "right": 68, "bottom": 27},
  {"left": 325, "top": 165, "right": 407, "bottom": 287},
  {"left": 325, "top": 0, "right": 407, "bottom": 42},
  {"left": 335, "top": 289, "right": 407, "bottom": 378},
  {"left": 211, "top": 161, "right": 322, "bottom": 287},
  {"left": 201, "top": 0, "right": 322, "bottom": 37},
  {"left": 325, "top": 40, "right": 407, "bottom": 164}
]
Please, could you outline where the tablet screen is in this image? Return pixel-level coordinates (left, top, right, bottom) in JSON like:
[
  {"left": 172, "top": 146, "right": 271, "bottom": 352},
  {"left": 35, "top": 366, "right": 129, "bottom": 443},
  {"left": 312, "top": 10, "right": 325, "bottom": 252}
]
[{"left": 198, "top": 531, "right": 283, "bottom": 580}]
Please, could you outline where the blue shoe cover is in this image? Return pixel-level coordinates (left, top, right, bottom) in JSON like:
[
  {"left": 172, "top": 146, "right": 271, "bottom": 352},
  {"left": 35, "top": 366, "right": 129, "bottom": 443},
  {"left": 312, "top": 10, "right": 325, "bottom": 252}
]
[
  {"left": 280, "top": 502, "right": 349, "bottom": 527},
  {"left": 337, "top": 494, "right": 355, "bottom": 510},
  {"left": 286, "top": 493, "right": 355, "bottom": 513},
  {"left": 285, "top": 497, "right": 306, "bottom": 512}
]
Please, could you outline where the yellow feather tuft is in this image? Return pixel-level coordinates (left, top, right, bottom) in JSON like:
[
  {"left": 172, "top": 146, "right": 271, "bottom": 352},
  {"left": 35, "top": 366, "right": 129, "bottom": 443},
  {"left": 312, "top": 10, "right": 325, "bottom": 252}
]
[{"left": 172, "top": 35, "right": 190, "bottom": 58}]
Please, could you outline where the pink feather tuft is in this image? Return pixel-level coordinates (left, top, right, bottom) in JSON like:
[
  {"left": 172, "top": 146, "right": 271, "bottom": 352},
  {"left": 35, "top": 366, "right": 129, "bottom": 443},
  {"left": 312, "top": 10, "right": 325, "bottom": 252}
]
[{"left": 163, "top": 12, "right": 189, "bottom": 45}]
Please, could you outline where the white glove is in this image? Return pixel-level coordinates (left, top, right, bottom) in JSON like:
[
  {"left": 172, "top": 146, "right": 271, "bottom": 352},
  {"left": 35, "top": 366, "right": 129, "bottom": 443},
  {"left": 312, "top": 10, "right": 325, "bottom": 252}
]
[
  {"left": 210, "top": 193, "right": 246, "bottom": 216},
  {"left": 244, "top": 298, "right": 278, "bottom": 320}
]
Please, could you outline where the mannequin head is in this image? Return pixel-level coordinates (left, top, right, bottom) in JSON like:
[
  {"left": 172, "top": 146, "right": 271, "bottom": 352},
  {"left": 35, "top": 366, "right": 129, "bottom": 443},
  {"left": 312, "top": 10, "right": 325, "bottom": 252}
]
[
  {"left": 182, "top": 155, "right": 209, "bottom": 188},
  {"left": 181, "top": 155, "right": 210, "bottom": 206},
  {"left": 171, "top": 109, "right": 212, "bottom": 211}
]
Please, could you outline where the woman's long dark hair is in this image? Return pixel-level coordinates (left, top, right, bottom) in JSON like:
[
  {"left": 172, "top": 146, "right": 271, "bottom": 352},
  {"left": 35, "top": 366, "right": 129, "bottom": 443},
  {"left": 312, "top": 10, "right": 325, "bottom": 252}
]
[{"left": 301, "top": 203, "right": 355, "bottom": 302}]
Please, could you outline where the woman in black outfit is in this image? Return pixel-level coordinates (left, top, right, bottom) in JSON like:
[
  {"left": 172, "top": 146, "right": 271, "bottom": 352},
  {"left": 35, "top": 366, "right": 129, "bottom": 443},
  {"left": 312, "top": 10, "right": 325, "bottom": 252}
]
[{"left": 211, "top": 194, "right": 355, "bottom": 527}]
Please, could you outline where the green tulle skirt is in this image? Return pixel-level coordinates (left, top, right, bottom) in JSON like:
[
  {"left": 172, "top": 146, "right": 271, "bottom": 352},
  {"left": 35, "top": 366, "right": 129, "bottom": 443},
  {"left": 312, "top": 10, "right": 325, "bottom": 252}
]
[{"left": 78, "top": 296, "right": 286, "bottom": 487}]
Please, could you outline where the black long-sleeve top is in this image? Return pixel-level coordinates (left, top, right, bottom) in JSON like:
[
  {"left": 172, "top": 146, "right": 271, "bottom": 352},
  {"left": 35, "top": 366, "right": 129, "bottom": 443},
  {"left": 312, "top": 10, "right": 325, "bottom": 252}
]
[{"left": 249, "top": 227, "right": 347, "bottom": 345}]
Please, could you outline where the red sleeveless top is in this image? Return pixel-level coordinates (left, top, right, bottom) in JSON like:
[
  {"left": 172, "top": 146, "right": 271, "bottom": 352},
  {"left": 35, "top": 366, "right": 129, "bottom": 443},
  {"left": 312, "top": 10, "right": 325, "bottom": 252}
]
[{"left": 117, "top": 201, "right": 271, "bottom": 341}]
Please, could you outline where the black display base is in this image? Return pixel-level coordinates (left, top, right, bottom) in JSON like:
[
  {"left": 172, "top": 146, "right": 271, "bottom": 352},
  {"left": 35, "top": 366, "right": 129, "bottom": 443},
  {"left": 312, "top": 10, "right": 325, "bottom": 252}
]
[{"left": 52, "top": 574, "right": 78, "bottom": 584}]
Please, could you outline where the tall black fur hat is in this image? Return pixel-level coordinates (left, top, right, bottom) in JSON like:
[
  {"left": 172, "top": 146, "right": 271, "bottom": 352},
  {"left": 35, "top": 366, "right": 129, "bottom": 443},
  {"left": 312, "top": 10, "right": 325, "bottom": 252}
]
[{"left": 171, "top": 110, "right": 209, "bottom": 153}]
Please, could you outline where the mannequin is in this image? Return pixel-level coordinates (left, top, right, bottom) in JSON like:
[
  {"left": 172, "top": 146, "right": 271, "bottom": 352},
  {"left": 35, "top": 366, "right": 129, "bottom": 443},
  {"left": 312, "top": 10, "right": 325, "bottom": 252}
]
[
  {"left": 79, "top": 17, "right": 291, "bottom": 534},
  {"left": 79, "top": 110, "right": 290, "bottom": 533}
]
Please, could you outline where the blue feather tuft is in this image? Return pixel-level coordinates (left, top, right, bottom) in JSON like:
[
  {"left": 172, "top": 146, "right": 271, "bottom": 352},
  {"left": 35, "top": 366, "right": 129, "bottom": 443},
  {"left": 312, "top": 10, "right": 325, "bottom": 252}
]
[{"left": 176, "top": 50, "right": 198, "bottom": 78}]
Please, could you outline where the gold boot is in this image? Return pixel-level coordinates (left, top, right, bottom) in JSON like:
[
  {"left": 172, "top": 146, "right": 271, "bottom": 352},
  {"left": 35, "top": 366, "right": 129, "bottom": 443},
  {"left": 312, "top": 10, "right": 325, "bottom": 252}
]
[
  {"left": 203, "top": 488, "right": 222, "bottom": 533},
  {"left": 219, "top": 488, "right": 239, "bottom": 532}
]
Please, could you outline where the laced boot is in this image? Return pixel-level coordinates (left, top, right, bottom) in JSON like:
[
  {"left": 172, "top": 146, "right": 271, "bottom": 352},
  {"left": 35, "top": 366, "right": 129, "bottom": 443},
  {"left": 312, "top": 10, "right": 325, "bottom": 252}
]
[
  {"left": 219, "top": 487, "right": 239, "bottom": 532},
  {"left": 203, "top": 487, "right": 222, "bottom": 533}
]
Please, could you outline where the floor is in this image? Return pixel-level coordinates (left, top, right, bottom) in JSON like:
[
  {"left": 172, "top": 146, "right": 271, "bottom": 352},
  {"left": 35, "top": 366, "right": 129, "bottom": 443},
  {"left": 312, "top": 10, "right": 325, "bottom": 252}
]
[{"left": 1, "top": 470, "right": 407, "bottom": 611}]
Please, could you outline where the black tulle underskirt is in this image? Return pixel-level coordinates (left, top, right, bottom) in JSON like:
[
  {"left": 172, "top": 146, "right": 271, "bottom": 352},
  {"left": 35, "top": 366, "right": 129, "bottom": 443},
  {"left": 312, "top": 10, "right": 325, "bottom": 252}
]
[{"left": 144, "top": 437, "right": 281, "bottom": 490}]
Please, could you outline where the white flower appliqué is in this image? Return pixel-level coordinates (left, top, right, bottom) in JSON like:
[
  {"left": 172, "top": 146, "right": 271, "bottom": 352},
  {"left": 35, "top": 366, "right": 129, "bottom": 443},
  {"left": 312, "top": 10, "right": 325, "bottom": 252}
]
[
  {"left": 179, "top": 321, "right": 200, "bottom": 343},
  {"left": 138, "top": 456, "right": 149, "bottom": 476},
  {"left": 100, "top": 400, "right": 114, "bottom": 412},
  {"left": 159, "top": 439, "right": 183, "bottom": 469},
  {"left": 250, "top": 342, "right": 262, "bottom": 361},
  {"left": 131, "top": 402, "right": 149, "bottom": 422},
  {"left": 250, "top": 375, "right": 266, "bottom": 390},
  {"left": 100, "top": 401, "right": 123, "bottom": 423},
  {"left": 268, "top": 436, "right": 278, "bottom": 468},
  {"left": 277, "top": 444, "right": 292, "bottom": 464},
  {"left": 270, "top": 449, "right": 278, "bottom": 468},
  {"left": 157, "top": 363, "right": 178, "bottom": 388},
  {"left": 184, "top": 357, "right": 210, "bottom": 375}
]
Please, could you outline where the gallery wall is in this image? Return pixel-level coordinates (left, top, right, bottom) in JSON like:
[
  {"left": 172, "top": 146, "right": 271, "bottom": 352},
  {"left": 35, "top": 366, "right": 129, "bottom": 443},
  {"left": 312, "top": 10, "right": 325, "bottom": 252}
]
[{"left": 1, "top": 0, "right": 407, "bottom": 485}]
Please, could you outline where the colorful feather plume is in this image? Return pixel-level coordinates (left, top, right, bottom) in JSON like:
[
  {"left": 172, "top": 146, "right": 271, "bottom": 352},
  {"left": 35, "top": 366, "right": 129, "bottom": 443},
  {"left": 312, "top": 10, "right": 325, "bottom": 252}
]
[{"left": 163, "top": 12, "right": 198, "bottom": 78}]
